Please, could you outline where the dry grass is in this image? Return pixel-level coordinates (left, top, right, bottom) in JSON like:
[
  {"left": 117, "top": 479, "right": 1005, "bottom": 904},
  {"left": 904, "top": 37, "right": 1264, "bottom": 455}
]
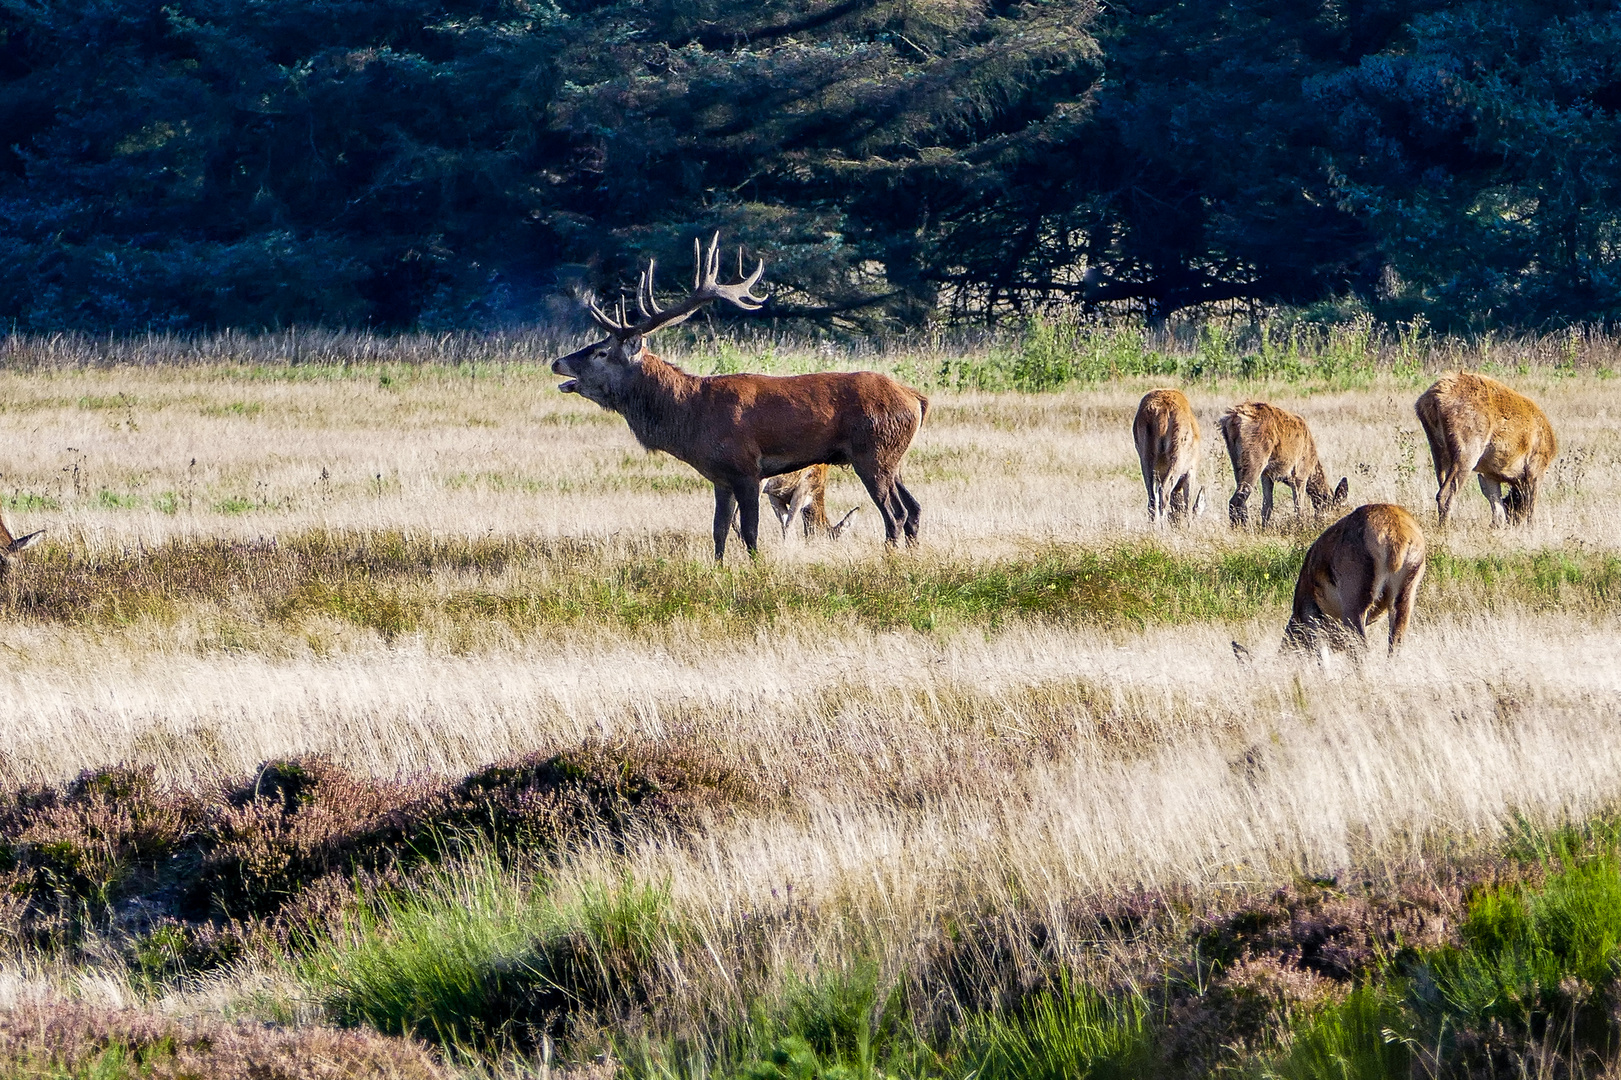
[{"left": 1, "top": 328, "right": 1620, "bottom": 1071}]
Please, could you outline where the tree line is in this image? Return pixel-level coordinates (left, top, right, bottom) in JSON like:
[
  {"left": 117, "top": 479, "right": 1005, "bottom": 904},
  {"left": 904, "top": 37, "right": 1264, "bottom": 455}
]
[{"left": 1, "top": 0, "right": 1617, "bottom": 333}]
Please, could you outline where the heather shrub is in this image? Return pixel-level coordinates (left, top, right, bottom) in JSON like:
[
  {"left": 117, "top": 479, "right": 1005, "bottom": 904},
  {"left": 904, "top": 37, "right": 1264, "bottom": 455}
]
[
  {"left": 0, "top": 999, "right": 447, "bottom": 1079},
  {"left": 0, "top": 739, "right": 755, "bottom": 986}
]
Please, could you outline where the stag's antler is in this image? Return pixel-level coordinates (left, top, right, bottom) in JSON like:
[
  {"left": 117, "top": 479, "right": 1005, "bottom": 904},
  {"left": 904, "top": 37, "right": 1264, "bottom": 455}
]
[{"left": 589, "top": 233, "right": 768, "bottom": 339}]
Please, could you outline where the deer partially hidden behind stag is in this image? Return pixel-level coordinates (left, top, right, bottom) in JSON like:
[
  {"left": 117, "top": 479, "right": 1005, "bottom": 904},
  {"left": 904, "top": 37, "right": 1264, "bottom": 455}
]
[
  {"left": 1415, "top": 372, "right": 1556, "bottom": 527},
  {"left": 551, "top": 234, "right": 927, "bottom": 560},
  {"left": 763, "top": 465, "right": 859, "bottom": 540}
]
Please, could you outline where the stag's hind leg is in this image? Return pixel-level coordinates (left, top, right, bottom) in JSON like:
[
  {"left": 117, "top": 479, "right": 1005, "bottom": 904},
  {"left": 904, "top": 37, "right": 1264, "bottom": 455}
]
[
  {"left": 1434, "top": 436, "right": 1486, "bottom": 526},
  {"left": 854, "top": 461, "right": 904, "bottom": 544},
  {"left": 1228, "top": 451, "right": 1267, "bottom": 527},
  {"left": 894, "top": 480, "right": 922, "bottom": 544},
  {"left": 1478, "top": 475, "right": 1509, "bottom": 527}
]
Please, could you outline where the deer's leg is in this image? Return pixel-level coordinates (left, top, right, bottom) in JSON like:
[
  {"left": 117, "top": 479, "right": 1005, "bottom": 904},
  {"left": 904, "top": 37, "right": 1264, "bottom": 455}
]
[
  {"left": 1478, "top": 475, "right": 1508, "bottom": 527},
  {"left": 712, "top": 485, "right": 737, "bottom": 562},
  {"left": 855, "top": 461, "right": 903, "bottom": 544},
  {"left": 734, "top": 477, "right": 763, "bottom": 556},
  {"left": 1228, "top": 483, "right": 1251, "bottom": 526},
  {"left": 1435, "top": 437, "right": 1484, "bottom": 526},
  {"left": 1387, "top": 562, "right": 1425, "bottom": 655},
  {"left": 895, "top": 480, "right": 922, "bottom": 544},
  {"left": 1335, "top": 559, "right": 1376, "bottom": 654},
  {"left": 1141, "top": 456, "right": 1163, "bottom": 525},
  {"left": 768, "top": 491, "right": 794, "bottom": 539},
  {"left": 1260, "top": 475, "right": 1276, "bottom": 527}
]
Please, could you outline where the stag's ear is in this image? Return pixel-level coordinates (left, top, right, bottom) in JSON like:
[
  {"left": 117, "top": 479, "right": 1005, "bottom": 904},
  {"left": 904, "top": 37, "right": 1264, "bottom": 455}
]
[
  {"left": 1193, "top": 487, "right": 1207, "bottom": 517},
  {"left": 620, "top": 335, "right": 646, "bottom": 361},
  {"left": 1334, "top": 477, "right": 1349, "bottom": 504},
  {"left": 9, "top": 530, "right": 42, "bottom": 554}
]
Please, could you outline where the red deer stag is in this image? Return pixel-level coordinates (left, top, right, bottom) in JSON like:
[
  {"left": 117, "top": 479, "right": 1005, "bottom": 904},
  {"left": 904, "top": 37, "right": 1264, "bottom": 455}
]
[
  {"left": 1217, "top": 400, "right": 1348, "bottom": 526},
  {"left": 1133, "top": 389, "right": 1206, "bottom": 526},
  {"left": 1415, "top": 372, "right": 1556, "bottom": 526},
  {"left": 1283, "top": 503, "right": 1426, "bottom": 656},
  {"left": 551, "top": 235, "right": 927, "bottom": 560}
]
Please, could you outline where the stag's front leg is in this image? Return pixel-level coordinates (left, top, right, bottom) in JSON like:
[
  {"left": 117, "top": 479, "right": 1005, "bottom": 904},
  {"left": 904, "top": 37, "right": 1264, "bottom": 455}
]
[
  {"left": 713, "top": 484, "right": 737, "bottom": 561},
  {"left": 734, "top": 477, "right": 763, "bottom": 557}
]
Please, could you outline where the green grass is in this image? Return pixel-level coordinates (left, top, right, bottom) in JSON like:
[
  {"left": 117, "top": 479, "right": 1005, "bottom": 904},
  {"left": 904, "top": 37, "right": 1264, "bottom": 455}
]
[
  {"left": 301, "top": 848, "right": 551, "bottom": 1046},
  {"left": 1426, "top": 851, "right": 1621, "bottom": 1026},
  {"left": 301, "top": 851, "right": 683, "bottom": 1052},
  {"left": 1259, "top": 986, "right": 1411, "bottom": 1080},
  {"left": 11, "top": 532, "right": 1621, "bottom": 639},
  {"left": 960, "top": 979, "right": 1158, "bottom": 1080}
]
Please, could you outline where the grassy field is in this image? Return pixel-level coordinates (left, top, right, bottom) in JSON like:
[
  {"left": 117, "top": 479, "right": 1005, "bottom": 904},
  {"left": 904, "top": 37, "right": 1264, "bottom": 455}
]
[{"left": 4, "top": 325, "right": 1621, "bottom": 1078}]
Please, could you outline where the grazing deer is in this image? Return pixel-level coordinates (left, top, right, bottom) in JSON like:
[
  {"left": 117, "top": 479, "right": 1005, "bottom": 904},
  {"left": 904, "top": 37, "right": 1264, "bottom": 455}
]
[
  {"left": 1217, "top": 400, "right": 1348, "bottom": 526},
  {"left": 551, "top": 235, "right": 927, "bottom": 560},
  {"left": 765, "top": 465, "right": 859, "bottom": 540},
  {"left": 1415, "top": 372, "right": 1557, "bottom": 526},
  {"left": 730, "top": 465, "right": 860, "bottom": 543},
  {"left": 1282, "top": 503, "right": 1426, "bottom": 657},
  {"left": 1133, "top": 389, "right": 1206, "bottom": 525}
]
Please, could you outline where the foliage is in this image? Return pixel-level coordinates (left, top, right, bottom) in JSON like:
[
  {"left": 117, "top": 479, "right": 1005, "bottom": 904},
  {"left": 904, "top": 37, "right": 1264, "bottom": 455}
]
[{"left": 3, "top": 0, "right": 1619, "bottom": 330}]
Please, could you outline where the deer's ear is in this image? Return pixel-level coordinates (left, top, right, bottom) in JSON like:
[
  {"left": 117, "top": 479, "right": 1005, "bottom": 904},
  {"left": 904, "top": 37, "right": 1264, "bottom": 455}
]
[
  {"left": 9, "top": 530, "right": 42, "bottom": 554},
  {"left": 1334, "top": 477, "right": 1349, "bottom": 503},
  {"left": 620, "top": 335, "right": 646, "bottom": 361},
  {"left": 1193, "top": 487, "right": 1208, "bottom": 516}
]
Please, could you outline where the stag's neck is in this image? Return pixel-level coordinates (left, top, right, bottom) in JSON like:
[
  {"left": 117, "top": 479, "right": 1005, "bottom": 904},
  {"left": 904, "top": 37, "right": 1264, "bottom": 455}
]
[{"left": 616, "top": 353, "right": 704, "bottom": 457}]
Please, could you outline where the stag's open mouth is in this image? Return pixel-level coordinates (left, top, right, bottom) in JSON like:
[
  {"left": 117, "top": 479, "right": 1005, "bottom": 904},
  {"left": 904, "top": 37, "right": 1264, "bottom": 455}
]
[{"left": 557, "top": 379, "right": 579, "bottom": 394}]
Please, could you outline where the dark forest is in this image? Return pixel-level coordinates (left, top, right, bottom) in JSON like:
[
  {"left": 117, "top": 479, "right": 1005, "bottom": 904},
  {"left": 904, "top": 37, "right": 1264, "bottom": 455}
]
[{"left": 1, "top": 0, "right": 1618, "bottom": 332}]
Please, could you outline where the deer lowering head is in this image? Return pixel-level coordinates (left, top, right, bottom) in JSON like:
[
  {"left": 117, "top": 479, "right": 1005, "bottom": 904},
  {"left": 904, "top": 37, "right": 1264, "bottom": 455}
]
[
  {"left": 1217, "top": 401, "right": 1348, "bottom": 527},
  {"left": 551, "top": 235, "right": 929, "bottom": 561},
  {"left": 1282, "top": 503, "right": 1426, "bottom": 658},
  {"left": 0, "top": 515, "right": 42, "bottom": 583},
  {"left": 1133, "top": 389, "right": 1206, "bottom": 526},
  {"left": 1415, "top": 372, "right": 1556, "bottom": 527}
]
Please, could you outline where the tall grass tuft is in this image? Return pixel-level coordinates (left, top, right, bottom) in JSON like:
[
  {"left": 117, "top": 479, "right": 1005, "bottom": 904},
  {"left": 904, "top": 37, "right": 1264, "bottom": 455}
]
[
  {"left": 960, "top": 977, "right": 1157, "bottom": 1080},
  {"left": 1427, "top": 850, "right": 1621, "bottom": 1027},
  {"left": 300, "top": 847, "right": 549, "bottom": 1047},
  {"left": 1261, "top": 986, "right": 1411, "bottom": 1080}
]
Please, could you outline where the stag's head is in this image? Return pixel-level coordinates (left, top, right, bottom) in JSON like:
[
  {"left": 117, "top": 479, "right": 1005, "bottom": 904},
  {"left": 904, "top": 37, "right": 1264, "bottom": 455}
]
[{"left": 552, "top": 234, "right": 767, "bottom": 408}]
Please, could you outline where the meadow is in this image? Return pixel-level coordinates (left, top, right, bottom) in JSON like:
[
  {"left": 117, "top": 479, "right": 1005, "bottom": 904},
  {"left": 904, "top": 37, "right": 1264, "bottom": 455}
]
[{"left": 4, "top": 322, "right": 1621, "bottom": 1078}]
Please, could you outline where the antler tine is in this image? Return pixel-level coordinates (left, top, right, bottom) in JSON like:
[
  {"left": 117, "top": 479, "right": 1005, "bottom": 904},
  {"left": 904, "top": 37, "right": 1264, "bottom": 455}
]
[
  {"left": 705, "top": 231, "right": 722, "bottom": 287},
  {"left": 587, "top": 295, "right": 629, "bottom": 336},
  {"left": 637, "top": 259, "right": 664, "bottom": 320},
  {"left": 709, "top": 252, "right": 768, "bottom": 310}
]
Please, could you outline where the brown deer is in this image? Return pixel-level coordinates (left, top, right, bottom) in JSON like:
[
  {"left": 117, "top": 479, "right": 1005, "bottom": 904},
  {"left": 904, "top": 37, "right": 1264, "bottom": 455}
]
[
  {"left": 1132, "top": 389, "right": 1206, "bottom": 525},
  {"left": 551, "top": 235, "right": 927, "bottom": 560},
  {"left": 765, "top": 465, "right": 859, "bottom": 540},
  {"left": 1282, "top": 503, "right": 1426, "bottom": 656},
  {"left": 730, "top": 465, "right": 860, "bottom": 543},
  {"left": 1415, "top": 372, "right": 1557, "bottom": 526},
  {"left": 1217, "top": 400, "right": 1348, "bottom": 526}
]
